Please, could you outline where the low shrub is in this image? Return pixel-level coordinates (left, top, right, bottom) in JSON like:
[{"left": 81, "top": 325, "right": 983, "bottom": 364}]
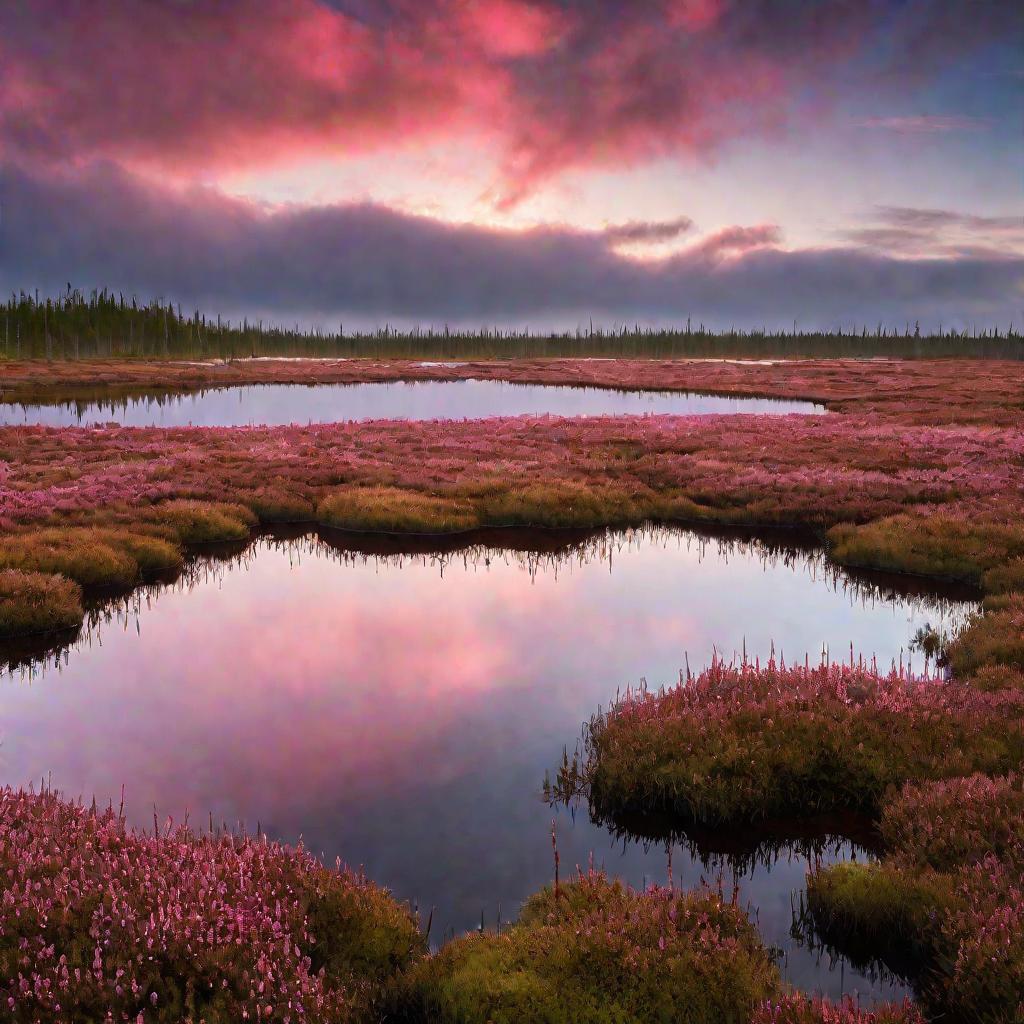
[
  {"left": 317, "top": 486, "right": 478, "bottom": 533},
  {"left": 0, "top": 569, "right": 83, "bottom": 637},
  {"left": 753, "top": 994, "right": 925, "bottom": 1024},
  {"left": 969, "top": 664, "right": 1024, "bottom": 691},
  {"left": 0, "top": 788, "right": 424, "bottom": 1023},
  {"left": 941, "top": 854, "right": 1024, "bottom": 1022},
  {"left": 879, "top": 773, "right": 1024, "bottom": 871},
  {"left": 389, "top": 871, "right": 779, "bottom": 1024}
]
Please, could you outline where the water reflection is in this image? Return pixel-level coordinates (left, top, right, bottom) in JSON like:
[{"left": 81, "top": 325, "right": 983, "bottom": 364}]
[
  {"left": 0, "top": 379, "right": 824, "bottom": 427},
  {"left": 0, "top": 527, "right": 972, "bottom": 1002}
]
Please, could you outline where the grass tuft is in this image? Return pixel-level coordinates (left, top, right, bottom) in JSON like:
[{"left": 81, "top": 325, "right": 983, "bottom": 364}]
[
  {"left": 947, "top": 595, "right": 1024, "bottom": 676},
  {"left": 248, "top": 488, "right": 316, "bottom": 523},
  {"left": 145, "top": 500, "right": 255, "bottom": 544},
  {"left": 0, "top": 528, "right": 140, "bottom": 588},
  {"left": 0, "top": 569, "right": 83, "bottom": 637},
  {"left": 318, "top": 486, "right": 479, "bottom": 533},
  {"left": 476, "top": 482, "right": 641, "bottom": 529},
  {"left": 828, "top": 514, "right": 1024, "bottom": 584}
]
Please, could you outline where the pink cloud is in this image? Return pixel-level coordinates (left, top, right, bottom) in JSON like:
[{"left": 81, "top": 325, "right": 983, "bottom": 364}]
[
  {"left": 457, "top": 0, "right": 570, "bottom": 58},
  {"left": 0, "top": 0, "right": 468, "bottom": 175},
  {"left": 0, "top": 1, "right": 1017, "bottom": 204},
  {"left": 664, "top": 0, "right": 724, "bottom": 32}
]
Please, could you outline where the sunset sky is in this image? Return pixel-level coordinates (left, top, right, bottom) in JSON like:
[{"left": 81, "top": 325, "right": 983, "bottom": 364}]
[{"left": 2, "top": 0, "right": 1022, "bottom": 329}]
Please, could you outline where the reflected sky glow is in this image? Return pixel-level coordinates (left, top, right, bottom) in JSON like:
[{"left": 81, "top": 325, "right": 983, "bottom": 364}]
[
  {"left": 0, "top": 380, "right": 823, "bottom": 428},
  {"left": 1, "top": 528, "right": 973, "bottom": 1000}
]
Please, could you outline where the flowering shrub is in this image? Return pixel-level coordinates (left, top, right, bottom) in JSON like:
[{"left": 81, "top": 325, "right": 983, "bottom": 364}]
[
  {"left": 880, "top": 773, "right": 1024, "bottom": 871},
  {"left": 551, "top": 659, "right": 1024, "bottom": 827},
  {"left": 0, "top": 788, "right": 424, "bottom": 1023},
  {"left": 942, "top": 852, "right": 1024, "bottom": 1020},
  {"left": 753, "top": 995, "right": 924, "bottom": 1024},
  {"left": 809, "top": 773, "right": 1024, "bottom": 1023},
  {"left": 555, "top": 663, "right": 1024, "bottom": 1021},
  {"left": 388, "top": 870, "right": 779, "bottom": 1024},
  {"left": 0, "top": 358, "right": 1021, "bottom": 1018},
  {"left": 0, "top": 357, "right": 1021, "bottom": 650},
  {"left": 1, "top": 401, "right": 1021, "bottom": 543}
]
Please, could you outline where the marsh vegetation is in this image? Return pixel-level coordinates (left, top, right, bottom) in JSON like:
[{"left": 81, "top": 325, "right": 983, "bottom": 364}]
[{"left": 0, "top": 353, "right": 1021, "bottom": 1022}]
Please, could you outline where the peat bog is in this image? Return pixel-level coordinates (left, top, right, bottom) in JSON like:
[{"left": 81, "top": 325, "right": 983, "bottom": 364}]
[
  {"left": 1, "top": 526, "right": 972, "bottom": 1003},
  {"left": 0, "top": 355, "right": 1022, "bottom": 1023}
]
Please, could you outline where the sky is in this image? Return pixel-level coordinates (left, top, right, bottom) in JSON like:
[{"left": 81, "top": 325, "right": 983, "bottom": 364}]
[{"left": 1, "top": 0, "right": 1022, "bottom": 330}]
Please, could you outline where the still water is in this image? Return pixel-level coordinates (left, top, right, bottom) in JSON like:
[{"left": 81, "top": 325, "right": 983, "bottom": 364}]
[
  {"left": 0, "top": 380, "right": 824, "bottom": 427},
  {"left": 0, "top": 527, "right": 970, "bottom": 1001}
]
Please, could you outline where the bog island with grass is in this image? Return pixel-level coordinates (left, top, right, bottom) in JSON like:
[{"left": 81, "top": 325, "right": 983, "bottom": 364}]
[{"left": 1, "top": 3, "right": 1022, "bottom": 1022}]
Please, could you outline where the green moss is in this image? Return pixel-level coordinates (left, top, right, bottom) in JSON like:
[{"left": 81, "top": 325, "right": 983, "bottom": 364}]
[
  {"left": 94, "top": 528, "right": 184, "bottom": 575},
  {"left": 390, "top": 874, "right": 779, "bottom": 1024},
  {"left": 0, "top": 569, "right": 83, "bottom": 637},
  {"left": 806, "top": 861, "right": 951, "bottom": 974},
  {"left": 318, "top": 486, "right": 479, "bottom": 533},
  {"left": 291, "top": 863, "right": 426, "bottom": 994}
]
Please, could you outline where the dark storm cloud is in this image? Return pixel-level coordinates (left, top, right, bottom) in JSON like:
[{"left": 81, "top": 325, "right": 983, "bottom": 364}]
[
  {"left": 843, "top": 206, "right": 1024, "bottom": 258},
  {"left": 601, "top": 217, "right": 694, "bottom": 245},
  {"left": 875, "top": 207, "right": 1022, "bottom": 233},
  {"left": 3, "top": 163, "right": 1020, "bottom": 329}
]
